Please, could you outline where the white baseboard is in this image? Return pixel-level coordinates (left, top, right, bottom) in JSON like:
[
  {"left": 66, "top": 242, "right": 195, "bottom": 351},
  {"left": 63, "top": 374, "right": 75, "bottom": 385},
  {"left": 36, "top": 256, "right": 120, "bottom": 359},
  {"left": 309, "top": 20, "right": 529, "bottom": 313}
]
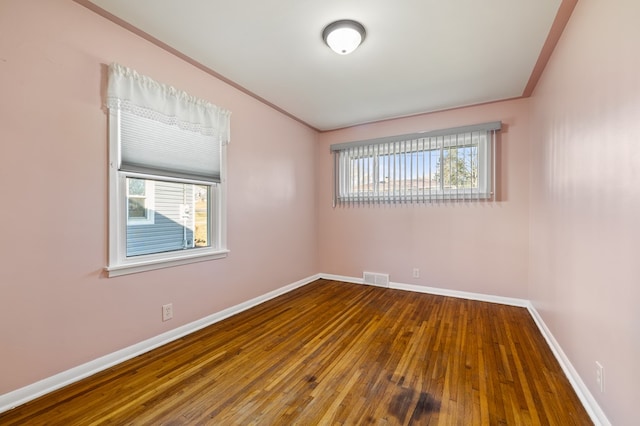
[
  {"left": 1, "top": 273, "right": 610, "bottom": 426},
  {"left": 390, "top": 281, "right": 529, "bottom": 307},
  {"left": 0, "top": 273, "right": 321, "bottom": 415},
  {"left": 319, "top": 273, "right": 528, "bottom": 307},
  {"left": 526, "top": 303, "right": 610, "bottom": 426},
  {"left": 319, "top": 273, "right": 363, "bottom": 285}
]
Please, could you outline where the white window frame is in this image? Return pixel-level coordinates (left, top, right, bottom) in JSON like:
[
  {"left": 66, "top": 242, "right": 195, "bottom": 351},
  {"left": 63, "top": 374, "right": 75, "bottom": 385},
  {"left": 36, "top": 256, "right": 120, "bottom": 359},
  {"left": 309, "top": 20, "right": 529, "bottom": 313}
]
[
  {"left": 105, "top": 80, "right": 229, "bottom": 277},
  {"left": 331, "top": 122, "right": 500, "bottom": 205},
  {"left": 107, "top": 110, "right": 229, "bottom": 278}
]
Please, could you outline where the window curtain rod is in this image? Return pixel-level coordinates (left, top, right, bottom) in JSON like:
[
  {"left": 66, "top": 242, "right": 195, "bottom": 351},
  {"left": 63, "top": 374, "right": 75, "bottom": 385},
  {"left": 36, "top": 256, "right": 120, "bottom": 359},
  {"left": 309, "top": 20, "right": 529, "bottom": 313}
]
[{"left": 329, "top": 121, "right": 502, "bottom": 152}]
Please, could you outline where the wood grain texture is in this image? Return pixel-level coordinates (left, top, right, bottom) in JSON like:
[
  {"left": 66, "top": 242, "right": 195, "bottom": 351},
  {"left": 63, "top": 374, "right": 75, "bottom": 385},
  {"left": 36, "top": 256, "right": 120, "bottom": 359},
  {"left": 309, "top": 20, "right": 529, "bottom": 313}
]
[{"left": 0, "top": 279, "right": 592, "bottom": 425}]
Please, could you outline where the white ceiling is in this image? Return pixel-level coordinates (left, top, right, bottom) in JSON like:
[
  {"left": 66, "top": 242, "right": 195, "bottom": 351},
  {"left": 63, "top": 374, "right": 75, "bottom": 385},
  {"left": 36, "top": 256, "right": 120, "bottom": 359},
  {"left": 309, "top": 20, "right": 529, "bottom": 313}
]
[{"left": 85, "top": 0, "right": 563, "bottom": 131}]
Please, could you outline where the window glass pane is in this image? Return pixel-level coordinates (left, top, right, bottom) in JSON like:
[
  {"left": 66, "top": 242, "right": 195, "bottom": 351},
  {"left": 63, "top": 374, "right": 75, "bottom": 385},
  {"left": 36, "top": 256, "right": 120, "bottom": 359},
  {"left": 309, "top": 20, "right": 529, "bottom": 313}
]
[
  {"left": 128, "top": 197, "right": 147, "bottom": 219},
  {"left": 194, "top": 185, "right": 209, "bottom": 248},
  {"left": 437, "top": 145, "right": 478, "bottom": 190},
  {"left": 126, "top": 177, "right": 211, "bottom": 257},
  {"left": 126, "top": 178, "right": 153, "bottom": 224},
  {"left": 128, "top": 178, "right": 146, "bottom": 196},
  {"left": 336, "top": 131, "right": 489, "bottom": 203}
]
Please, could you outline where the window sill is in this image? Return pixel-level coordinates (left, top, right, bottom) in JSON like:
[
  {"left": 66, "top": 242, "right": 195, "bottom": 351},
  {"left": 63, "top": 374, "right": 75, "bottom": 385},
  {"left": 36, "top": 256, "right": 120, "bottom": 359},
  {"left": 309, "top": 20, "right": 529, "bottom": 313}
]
[
  {"left": 106, "top": 249, "right": 229, "bottom": 277},
  {"left": 336, "top": 192, "right": 492, "bottom": 204}
]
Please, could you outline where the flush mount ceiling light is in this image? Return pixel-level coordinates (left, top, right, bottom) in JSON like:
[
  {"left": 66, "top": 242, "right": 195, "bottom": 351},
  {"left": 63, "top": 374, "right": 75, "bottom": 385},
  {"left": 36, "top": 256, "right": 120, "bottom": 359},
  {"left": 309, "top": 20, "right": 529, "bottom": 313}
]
[{"left": 322, "top": 20, "right": 366, "bottom": 55}]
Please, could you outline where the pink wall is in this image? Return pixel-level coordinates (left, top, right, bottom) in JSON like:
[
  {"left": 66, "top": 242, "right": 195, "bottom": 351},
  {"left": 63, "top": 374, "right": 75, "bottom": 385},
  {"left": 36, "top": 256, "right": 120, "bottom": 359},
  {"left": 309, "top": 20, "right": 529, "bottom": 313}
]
[
  {"left": 2, "top": 1, "right": 635, "bottom": 423},
  {"left": 317, "top": 99, "right": 531, "bottom": 299},
  {"left": 529, "top": 0, "right": 640, "bottom": 423},
  {"left": 0, "top": 0, "right": 317, "bottom": 394}
]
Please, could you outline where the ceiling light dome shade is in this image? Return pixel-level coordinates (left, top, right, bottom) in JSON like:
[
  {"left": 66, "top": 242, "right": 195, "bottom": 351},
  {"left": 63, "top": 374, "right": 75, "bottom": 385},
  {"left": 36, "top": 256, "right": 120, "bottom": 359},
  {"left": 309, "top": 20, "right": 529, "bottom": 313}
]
[{"left": 323, "top": 20, "right": 366, "bottom": 55}]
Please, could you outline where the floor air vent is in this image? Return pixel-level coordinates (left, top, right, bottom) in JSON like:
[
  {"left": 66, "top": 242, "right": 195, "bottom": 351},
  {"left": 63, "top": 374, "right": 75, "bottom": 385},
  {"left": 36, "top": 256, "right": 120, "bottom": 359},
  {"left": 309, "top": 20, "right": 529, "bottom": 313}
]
[{"left": 363, "top": 272, "right": 390, "bottom": 288}]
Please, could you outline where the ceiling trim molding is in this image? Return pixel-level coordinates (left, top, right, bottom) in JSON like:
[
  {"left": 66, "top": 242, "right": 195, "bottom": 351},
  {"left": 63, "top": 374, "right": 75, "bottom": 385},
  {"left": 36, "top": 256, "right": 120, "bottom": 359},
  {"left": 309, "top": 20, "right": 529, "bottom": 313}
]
[
  {"left": 522, "top": 0, "right": 578, "bottom": 97},
  {"left": 73, "top": 0, "right": 320, "bottom": 132},
  {"left": 320, "top": 97, "right": 523, "bottom": 134},
  {"left": 74, "top": 0, "right": 575, "bottom": 133}
]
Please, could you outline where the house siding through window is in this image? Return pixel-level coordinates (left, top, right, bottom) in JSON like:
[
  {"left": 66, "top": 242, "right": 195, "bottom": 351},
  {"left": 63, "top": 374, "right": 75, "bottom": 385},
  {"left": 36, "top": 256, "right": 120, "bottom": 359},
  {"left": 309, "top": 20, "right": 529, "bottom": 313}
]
[{"left": 126, "top": 181, "right": 195, "bottom": 256}]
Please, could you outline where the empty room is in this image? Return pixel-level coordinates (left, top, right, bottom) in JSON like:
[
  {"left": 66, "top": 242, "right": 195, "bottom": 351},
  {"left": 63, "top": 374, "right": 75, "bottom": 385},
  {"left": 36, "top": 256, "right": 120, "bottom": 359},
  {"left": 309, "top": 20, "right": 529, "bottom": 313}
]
[{"left": 0, "top": 0, "right": 637, "bottom": 424}]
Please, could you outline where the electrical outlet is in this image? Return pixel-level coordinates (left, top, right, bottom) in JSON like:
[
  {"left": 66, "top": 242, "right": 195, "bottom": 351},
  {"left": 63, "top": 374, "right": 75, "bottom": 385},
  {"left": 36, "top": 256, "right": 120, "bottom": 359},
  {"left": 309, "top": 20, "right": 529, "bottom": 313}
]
[
  {"left": 162, "top": 303, "right": 173, "bottom": 322},
  {"left": 412, "top": 268, "right": 420, "bottom": 278},
  {"left": 595, "top": 361, "right": 604, "bottom": 393}
]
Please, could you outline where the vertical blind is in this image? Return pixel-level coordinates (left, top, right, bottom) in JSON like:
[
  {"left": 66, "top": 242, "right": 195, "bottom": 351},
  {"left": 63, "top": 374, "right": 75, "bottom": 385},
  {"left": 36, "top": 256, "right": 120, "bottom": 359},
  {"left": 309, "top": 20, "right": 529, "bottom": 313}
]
[
  {"left": 106, "top": 63, "right": 231, "bottom": 182},
  {"left": 330, "top": 122, "right": 501, "bottom": 206}
]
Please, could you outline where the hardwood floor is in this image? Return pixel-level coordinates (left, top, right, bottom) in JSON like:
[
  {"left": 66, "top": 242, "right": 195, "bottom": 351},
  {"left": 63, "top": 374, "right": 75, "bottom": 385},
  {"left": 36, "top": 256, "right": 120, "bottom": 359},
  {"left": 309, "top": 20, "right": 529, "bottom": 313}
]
[{"left": 0, "top": 279, "right": 592, "bottom": 425}]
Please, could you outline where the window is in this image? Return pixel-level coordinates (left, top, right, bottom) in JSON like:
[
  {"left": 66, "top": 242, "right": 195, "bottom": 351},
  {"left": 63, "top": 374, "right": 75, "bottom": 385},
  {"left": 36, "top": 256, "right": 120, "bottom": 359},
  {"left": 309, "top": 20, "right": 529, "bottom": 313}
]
[
  {"left": 106, "top": 63, "right": 231, "bottom": 277},
  {"left": 330, "top": 122, "right": 501, "bottom": 205},
  {"left": 127, "top": 178, "right": 155, "bottom": 225},
  {"left": 125, "top": 178, "right": 211, "bottom": 257}
]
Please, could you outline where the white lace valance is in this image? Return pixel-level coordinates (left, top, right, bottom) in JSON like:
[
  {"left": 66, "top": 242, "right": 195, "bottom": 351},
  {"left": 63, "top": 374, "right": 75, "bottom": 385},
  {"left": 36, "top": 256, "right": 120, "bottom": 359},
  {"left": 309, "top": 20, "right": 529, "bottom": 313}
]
[{"left": 106, "top": 63, "right": 231, "bottom": 143}]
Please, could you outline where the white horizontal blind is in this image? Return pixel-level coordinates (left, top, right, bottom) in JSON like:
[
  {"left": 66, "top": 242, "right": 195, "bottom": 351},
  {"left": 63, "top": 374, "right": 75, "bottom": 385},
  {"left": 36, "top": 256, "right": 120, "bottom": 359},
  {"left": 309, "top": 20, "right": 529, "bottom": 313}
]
[
  {"left": 119, "top": 111, "right": 221, "bottom": 181},
  {"left": 107, "top": 63, "right": 231, "bottom": 183},
  {"left": 331, "top": 122, "right": 500, "bottom": 206}
]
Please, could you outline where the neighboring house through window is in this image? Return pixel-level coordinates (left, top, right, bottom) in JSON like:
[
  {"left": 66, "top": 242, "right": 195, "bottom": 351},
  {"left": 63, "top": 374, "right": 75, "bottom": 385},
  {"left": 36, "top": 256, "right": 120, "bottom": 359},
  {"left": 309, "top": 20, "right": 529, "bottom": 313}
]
[{"left": 127, "top": 178, "right": 154, "bottom": 225}]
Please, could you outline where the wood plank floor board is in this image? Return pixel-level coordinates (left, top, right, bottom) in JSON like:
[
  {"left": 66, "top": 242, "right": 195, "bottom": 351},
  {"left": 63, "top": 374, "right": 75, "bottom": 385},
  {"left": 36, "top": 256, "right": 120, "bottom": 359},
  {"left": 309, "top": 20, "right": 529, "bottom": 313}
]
[{"left": 0, "top": 279, "right": 592, "bottom": 425}]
